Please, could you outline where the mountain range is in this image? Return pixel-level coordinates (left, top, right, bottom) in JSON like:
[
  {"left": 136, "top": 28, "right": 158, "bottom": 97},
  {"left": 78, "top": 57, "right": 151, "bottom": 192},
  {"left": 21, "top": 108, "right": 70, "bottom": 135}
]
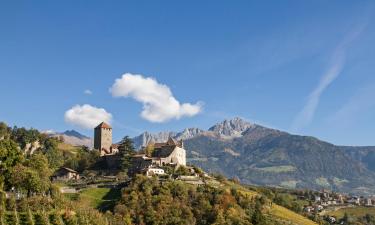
[
  {"left": 132, "top": 117, "right": 375, "bottom": 195},
  {"left": 53, "top": 117, "right": 375, "bottom": 194}
]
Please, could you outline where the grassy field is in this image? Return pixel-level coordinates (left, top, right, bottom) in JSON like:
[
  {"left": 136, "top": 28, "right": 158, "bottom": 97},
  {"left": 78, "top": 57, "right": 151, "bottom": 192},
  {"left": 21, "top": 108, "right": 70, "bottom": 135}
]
[
  {"left": 256, "top": 165, "right": 296, "bottom": 173},
  {"left": 57, "top": 142, "right": 80, "bottom": 155},
  {"left": 270, "top": 204, "right": 317, "bottom": 225},
  {"left": 327, "top": 206, "right": 375, "bottom": 219},
  {"left": 64, "top": 187, "right": 121, "bottom": 211}
]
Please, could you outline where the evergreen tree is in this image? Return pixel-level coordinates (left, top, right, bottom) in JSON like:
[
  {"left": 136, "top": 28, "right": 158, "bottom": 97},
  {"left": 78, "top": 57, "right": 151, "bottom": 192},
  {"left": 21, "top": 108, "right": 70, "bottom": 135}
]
[
  {"left": 0, "top": 193, "right": 4, "bottom": 225},
  {"left": 13, "top": 208, "right": 20, "bottom": 225},
  {"left": 118, "top": 136, "right": 136, "bottom": 174},
  {"left": 40, "top": 210, "right": 50, "bottom": 225},
  {"left": 27, "top": 207, "right": 35, "bottom": 225},
  {"left": 251, "top": 201, "right": 267, "bottom": 225}
]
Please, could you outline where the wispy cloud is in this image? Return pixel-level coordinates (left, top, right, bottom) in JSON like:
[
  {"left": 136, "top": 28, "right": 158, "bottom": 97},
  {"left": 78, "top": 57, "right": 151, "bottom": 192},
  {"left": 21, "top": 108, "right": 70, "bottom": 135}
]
[{"left": 291, "top": 25, "right": 366, "bottom": 132}]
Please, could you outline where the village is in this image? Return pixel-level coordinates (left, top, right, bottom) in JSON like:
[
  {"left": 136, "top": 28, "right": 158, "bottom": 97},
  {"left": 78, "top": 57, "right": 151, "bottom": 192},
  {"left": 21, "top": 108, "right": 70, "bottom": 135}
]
[{"left": 300, "top": 189, "right": 375, "bottom": 223}]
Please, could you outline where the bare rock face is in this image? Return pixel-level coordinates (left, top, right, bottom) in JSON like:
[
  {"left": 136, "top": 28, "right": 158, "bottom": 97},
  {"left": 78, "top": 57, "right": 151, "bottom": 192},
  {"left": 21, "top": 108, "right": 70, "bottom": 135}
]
[
  {"left": 132, "top": 131, "right": 177, "bottom": 149},
  {"left": 208, "top": 117, "right": 256, "bottom": 138},
  {"left": 131, "top": 117, "right": 256, "bottom": 149},
  {"left": 24, "top": 141, "right": 41, "bottom": 155},
  {"left": 175, "top": 128, "right": 205, "bottom": 140}
]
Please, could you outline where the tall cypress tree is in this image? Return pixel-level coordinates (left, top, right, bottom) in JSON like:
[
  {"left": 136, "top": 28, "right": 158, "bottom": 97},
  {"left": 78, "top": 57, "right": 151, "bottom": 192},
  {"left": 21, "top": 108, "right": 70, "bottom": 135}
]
[{"left": 118, "top": 136, "right": 136, "bottom": 174}]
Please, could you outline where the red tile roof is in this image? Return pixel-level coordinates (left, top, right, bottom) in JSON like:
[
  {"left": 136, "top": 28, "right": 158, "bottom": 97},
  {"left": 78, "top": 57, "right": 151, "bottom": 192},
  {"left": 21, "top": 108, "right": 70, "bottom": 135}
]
[{"left": 95, "top": 122, "right": 112, "bottom": 129}]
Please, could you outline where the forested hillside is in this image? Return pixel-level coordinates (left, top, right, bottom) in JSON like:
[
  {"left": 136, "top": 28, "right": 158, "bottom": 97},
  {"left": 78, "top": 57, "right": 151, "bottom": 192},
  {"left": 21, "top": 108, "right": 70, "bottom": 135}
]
[{"left": 0, "top": 122, "right": 322, "bottom": 225}]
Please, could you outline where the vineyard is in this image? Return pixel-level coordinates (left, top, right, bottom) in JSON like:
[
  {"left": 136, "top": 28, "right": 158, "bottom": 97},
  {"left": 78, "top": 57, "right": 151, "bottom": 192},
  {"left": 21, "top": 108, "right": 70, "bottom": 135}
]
[
  {"left": 0, "top": 209, "right": 107, "bottom": 225},
  {"left": 2, "top": 211, "right": 65, "bottom": 225}
]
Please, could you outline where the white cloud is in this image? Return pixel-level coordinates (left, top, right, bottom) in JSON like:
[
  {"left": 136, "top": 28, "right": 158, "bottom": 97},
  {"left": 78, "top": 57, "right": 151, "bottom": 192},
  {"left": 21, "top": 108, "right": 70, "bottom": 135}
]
[
  {"left": 291, "top": 25, "right": 366, "bottom": 132},
  {"left": 84, "top": 89, "right": 93, "bottom": 95},
  {"left": 64, "top": 104, "right": 112, "bottom": 129},
  {"left": 109, "top": 73, "right": 203, "bottom": 123}
]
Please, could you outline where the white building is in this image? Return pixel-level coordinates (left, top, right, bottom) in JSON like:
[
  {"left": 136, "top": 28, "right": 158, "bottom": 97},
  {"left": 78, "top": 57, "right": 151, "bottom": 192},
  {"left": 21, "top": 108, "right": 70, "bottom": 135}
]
[
  {"left": 146, "top": 167, "right": 165, "bottom": 177},
  {"left": 150, "top": 137, "right": 186, "bottom": 167}
]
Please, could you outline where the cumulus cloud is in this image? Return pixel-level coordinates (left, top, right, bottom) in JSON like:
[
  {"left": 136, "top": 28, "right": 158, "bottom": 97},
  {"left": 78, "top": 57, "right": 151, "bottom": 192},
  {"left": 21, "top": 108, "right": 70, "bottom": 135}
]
[
  {"left": 64, "top": 104, "right": 112, "bottom": 129},
  {"left": 109, "top": 73, "right": 203, "bottom": 123},
  {"left": 291, "top": 25, "right": 366, "bottom": 132}
]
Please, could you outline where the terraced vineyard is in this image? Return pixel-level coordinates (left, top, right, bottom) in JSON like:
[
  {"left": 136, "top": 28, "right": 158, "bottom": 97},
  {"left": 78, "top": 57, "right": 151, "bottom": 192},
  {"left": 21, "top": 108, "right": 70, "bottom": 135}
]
[{"left": 1, "top": 211, "right": 68, "bottom": 225}]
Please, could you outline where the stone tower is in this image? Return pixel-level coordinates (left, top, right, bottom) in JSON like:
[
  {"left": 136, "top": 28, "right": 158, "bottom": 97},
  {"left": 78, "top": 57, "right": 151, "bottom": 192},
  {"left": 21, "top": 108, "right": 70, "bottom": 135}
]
[{"left": 94, "top": 122, "right": 112, "bottom": 155}]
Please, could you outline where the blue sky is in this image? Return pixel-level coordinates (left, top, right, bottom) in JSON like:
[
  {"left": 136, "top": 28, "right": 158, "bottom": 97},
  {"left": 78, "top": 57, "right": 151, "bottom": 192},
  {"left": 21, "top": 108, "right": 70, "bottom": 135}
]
[{"left": 1, "top": 1, "right": 375, "bottom": 145}]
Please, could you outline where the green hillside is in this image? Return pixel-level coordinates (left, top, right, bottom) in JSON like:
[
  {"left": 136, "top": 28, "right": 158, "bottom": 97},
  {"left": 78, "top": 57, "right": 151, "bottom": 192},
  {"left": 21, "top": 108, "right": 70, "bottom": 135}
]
[{"left": 185, "top": 126, "right": 375, "bottom": 195}]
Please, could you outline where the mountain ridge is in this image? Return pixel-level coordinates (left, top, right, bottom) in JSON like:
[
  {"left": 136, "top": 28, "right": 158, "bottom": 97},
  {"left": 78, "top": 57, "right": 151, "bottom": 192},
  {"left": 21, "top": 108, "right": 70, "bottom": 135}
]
[
  {"left": 45, "top": 129, "right": 93, "bottom": 148},
  {"left": 132, "top": 117, "right": 375, "bottom": 195}
]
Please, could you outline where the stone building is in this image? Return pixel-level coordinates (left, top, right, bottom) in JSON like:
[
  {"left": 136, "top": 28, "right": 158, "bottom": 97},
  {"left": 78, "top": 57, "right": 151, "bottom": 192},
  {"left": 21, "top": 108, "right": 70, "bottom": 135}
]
[
  {"left": 151, "top": 137, "right": 186, "bottom": 166},
  {"left": 129, "top": 137, "right": 187, "bottom": 175},
  {"left": 52, "top": 167, "right": 80, "bottom": 181},
  {"left": 94, "top": 122, "right": 118, "bottom": 156}
]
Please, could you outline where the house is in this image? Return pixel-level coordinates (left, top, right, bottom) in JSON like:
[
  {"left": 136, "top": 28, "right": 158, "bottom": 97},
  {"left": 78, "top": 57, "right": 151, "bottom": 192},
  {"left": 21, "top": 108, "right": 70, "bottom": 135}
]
[
  {"left": 348, "top": 197, "right": 360, "bottom": 205},
  {"left": 303, "top": 206, "right": 314, "bottom": 213},
  {"left": 129, "top": 137, "right": 187, "bottom": 176},
  {"left": 52, "top": 167, "right": 80, "bottom": 181},
  {"left": 150, "top": 137, "right": 186, "bottom": 166},
  {"left": 314, "top": 205, "right": 324, "bottom": 212},
  {"left": 145, "top": 167, "right": 165, "bottom": 177},
  {"left": 131, "top": 154, "right": 153, "bottom": 174},
  {"left": 365, "top": 198, "right": 373, "bottom": 206}
]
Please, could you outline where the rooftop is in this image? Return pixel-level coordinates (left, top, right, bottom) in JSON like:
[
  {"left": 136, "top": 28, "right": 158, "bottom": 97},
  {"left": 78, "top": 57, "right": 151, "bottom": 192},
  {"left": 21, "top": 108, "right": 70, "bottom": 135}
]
[{"left": 95, "top": 122, "right": 112, "bottom": 129}]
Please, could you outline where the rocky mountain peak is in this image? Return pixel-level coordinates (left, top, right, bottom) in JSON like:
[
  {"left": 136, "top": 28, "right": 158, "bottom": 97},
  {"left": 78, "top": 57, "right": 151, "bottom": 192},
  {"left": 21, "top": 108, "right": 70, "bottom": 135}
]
[
  {"left": 208, "top": 117, "right": 256, "bottom": 137},
  {"left": 175, "top": 128, "right": 205, "bottom": 140},
  {"left": 132, "top": 131, "right": 177, "bottom": 149}
]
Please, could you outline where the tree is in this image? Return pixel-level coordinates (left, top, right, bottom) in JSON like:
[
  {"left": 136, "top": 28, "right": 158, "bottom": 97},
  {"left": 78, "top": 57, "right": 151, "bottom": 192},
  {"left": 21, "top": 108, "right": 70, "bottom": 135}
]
[
  {"left": 0, "top": 139, "right": 24, "bottom": 189},
  {"left": 251, "top": 200, "right": 267, "bottom": 225},
  {"left": 118, "top": 136, "right": 136, "bottom": 174},
  {"left": 40, "top": 209, "right": 50, "bottom": 225},
  {"left": 0, "top": 189, "right": 4, "bottom": 225},
  {"left": 0, "top": 122, "right": 9, "bottom": 140},
  {"left": 144, "top": 143, "right": 154, "bottom": 157},
  {"left": 26, "top": 154, "right": 52, "bottom": 193},
  {"left": 45, "top": 148, "right": 64, "bottom": 170},
  {"left": 27, "top": 207, "right": 35, "bottom": 225},
  {"left": 341, "top": 212, "right": 355, "bottom": 225}
]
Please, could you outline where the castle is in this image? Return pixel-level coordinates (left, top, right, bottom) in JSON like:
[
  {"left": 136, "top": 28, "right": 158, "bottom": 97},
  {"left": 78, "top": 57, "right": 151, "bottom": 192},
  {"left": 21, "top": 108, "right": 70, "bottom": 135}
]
[
  {"left": 94, "top": 122, "right": 119, "bottom": 156},
  {"left": 94, "top": 122, "right": 186, "bottom": 172}
]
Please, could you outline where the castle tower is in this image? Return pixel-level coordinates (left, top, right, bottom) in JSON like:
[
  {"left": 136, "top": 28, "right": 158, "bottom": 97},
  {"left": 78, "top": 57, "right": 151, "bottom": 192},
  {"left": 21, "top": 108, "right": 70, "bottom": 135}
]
[{"left": 94, "top": 122, "right": 112, "bottom": 155}]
